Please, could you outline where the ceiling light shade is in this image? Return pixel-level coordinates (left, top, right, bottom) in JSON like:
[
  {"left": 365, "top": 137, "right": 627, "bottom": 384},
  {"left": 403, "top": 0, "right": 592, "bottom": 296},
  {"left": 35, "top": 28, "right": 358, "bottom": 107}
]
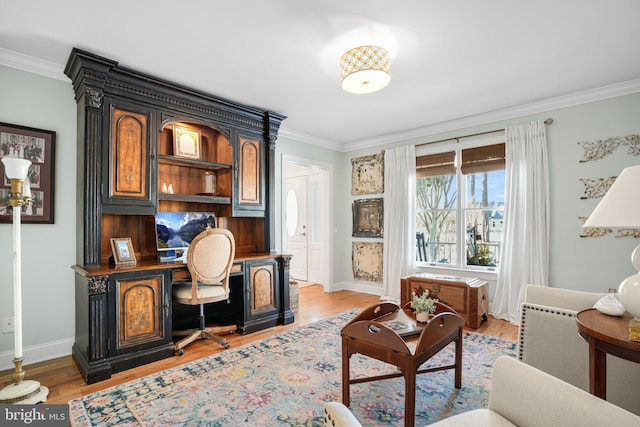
[
  {"left": 583, "top": 165, "right": 640, "bottom": 320},
  {"left": 340, "top": 45, "right": 391, "bottom": 94},
  {"left": 1, "top": 157, "right": 31, "bottom": 180}
]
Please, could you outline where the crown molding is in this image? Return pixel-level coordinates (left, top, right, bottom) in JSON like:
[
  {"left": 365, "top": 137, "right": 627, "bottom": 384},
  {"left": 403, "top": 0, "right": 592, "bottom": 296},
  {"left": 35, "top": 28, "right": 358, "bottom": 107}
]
[
  {"left": 0, "top": 47, "right": 66, "bottom": 81},
  {"left": 341, "top": 78, "right": 640, "bottom": 152},
  {"left": 278, "top": 127, "right": 343, "bottom": 151}
]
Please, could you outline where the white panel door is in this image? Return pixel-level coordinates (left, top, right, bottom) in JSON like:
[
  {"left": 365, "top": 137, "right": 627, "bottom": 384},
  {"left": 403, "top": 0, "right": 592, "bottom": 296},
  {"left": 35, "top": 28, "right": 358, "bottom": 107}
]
[
  {"left": 307, "top": 175, "right": 324, "bottom": 284},
  {"left": 285, "top": 175, "right": 308, "bottom": 281}
]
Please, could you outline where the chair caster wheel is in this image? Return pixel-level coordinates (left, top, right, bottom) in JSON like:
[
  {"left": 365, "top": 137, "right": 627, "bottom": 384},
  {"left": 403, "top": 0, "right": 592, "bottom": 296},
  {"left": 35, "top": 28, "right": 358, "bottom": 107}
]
[
  {"left": 223, "top": 343, "right": 230, "bottom": 349},
  {"left": 176, "top": 348, "right": 184, "bottom": 356}
]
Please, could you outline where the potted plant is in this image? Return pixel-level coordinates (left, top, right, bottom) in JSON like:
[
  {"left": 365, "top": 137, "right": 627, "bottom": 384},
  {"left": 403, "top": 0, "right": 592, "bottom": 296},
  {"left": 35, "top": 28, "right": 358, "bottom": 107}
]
[{"left": 410, "top": 290, "right": 437, "bottom": 322}]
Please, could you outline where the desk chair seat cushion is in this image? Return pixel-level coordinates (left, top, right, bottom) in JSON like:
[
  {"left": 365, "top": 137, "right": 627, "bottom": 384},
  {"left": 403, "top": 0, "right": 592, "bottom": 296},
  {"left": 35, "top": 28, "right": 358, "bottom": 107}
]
[{"left": 173, "top": 282, "right": 226, "bottom": 300}]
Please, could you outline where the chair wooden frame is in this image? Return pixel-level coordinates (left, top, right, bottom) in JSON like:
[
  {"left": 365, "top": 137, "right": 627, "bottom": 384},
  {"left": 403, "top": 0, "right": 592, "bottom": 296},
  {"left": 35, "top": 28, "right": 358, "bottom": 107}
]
[
  {"left": 341, "top": 301, "right": 465, "bottom": 427},
  {"left": 172, "top": 228, "right": 237, "bottom": 353}
]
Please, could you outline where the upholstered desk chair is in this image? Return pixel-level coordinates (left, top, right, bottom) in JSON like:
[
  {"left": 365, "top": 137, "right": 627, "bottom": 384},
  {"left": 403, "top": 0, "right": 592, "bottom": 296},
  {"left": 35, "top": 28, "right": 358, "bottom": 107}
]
[{"left": 172, "top": 228, "right": 237, "bottom": 353}]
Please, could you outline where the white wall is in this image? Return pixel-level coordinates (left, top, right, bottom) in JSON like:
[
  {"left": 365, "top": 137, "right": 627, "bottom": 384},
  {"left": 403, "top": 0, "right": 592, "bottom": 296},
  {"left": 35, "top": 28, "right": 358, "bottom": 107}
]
[{"left": 0, "top": 65, "right": 77, "bottom": 367}]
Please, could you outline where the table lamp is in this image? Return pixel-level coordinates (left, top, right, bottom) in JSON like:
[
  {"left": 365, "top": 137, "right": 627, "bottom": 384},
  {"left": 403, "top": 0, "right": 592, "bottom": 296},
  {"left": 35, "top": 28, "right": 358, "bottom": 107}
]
[
  {"left": 583, "top": 165, "right": 640, "bottom": 340},
  {"left": 0, "top": 157, "right": 48, "bottom": 404}
]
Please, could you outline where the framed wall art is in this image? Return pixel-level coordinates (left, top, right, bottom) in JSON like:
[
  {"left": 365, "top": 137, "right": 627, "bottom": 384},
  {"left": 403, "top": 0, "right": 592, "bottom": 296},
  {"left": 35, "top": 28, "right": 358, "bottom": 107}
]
[
  {"left": 352, "top": 198, "right": 383, "bottom": 237},
  {"left": 352, "top": 241, "right": 383, "bottom": 282},
  {"left": 0, "top": 122, "right": 56, "bottom": 223},
  {"left": 110, "top": 237, "right": 137, "bottom": 267},
  {"left": 173, "top": 124, "right": 201, "bottom": 159},
  {"left": 351, "top": 151, "right": 384, "bottom": 195}
]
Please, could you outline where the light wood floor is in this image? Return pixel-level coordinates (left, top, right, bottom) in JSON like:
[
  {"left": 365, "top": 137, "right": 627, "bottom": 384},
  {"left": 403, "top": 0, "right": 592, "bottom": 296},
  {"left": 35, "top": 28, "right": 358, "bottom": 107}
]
[{"left": 0, "top": 285, "right": 517, "bottom": 404}]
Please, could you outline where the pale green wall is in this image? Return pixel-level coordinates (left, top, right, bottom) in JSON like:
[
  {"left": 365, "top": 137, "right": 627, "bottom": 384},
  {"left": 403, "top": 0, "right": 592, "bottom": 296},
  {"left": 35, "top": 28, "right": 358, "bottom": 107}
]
[{"left": 0, "top": 65, "right": 77, "bottom": 356}]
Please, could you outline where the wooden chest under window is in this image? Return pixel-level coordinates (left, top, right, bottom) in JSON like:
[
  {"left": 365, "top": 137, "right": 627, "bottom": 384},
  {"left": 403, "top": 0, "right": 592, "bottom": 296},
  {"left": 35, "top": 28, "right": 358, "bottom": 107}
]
[{"left": 401, "top": 273, "right": 489, "bottom": 328}]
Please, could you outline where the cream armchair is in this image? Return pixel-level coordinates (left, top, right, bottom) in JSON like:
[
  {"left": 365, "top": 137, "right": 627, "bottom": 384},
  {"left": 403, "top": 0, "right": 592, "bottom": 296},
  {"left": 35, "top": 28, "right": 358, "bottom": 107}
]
[
  {"left": 323, "top": 356, "right": 640, "bottom": 427},
  {"left": 518, "top": 284, "right": 640, "bottom": 415}
]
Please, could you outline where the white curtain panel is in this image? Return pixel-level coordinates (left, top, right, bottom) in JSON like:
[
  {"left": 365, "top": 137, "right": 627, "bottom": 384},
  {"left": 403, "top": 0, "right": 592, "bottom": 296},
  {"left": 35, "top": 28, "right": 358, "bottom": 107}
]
[
  {"left": 382, "top": 145, "right": 417, "bottom": 302},
  {"left": 491, "top": 120, "right": 550, "bottom": 324}
]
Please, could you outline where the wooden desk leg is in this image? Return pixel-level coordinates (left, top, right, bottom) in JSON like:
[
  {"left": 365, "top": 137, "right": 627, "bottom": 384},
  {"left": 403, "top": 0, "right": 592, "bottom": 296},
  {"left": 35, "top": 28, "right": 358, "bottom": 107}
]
[
  {"left": 404, "top": 369, "right": 416, "bottom": 427},
  {"left": 588, "top": 336, "right": 607, "bottom": 399},
  {"left": 454, "top": 330, "right": 463, "bottom": 389},
  {"left": 342, "top": 338, "right": 351, "bottom": 407}
]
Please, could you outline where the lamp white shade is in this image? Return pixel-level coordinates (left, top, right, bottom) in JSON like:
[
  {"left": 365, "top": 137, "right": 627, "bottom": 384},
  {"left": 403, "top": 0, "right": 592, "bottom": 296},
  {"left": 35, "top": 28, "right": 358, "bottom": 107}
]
[
  {"left": 582, "top": 165, "right": 640, "bottom": 228},
  {"left": 1, "top": 157, "right": 31, "bottom": 180},
  {"left": 583, "top": 164, "right": 640, "bottom": 319}
]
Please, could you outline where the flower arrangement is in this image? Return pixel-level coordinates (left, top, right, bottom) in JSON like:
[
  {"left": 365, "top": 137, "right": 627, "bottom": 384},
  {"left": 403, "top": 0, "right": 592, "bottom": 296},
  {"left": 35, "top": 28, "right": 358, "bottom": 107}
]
[{"left": 410, "top": 290, "right": 437, "bottom": 315}]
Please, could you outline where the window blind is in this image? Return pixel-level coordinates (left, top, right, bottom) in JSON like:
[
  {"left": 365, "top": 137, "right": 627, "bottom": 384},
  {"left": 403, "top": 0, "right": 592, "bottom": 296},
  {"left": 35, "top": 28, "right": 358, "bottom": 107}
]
[
  {"left": 461, "top": 143, "right": 505, "bottom": 174},
  {"left": 416, "top": 151, "right": 455, "bottom": 178}
]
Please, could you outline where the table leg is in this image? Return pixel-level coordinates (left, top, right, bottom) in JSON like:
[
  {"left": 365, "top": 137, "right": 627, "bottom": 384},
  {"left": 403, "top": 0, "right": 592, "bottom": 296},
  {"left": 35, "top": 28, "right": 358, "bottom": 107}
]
[
  {"left": 342, "top": 340, "right": 351, "bottom": 407},
  {"left": 454, "top": 330, "right": 463, "bottom": 389},
  {"left": 404, "top": 370, "right": 416, "bottom": 427},
  {"left": 588, "top": 336, "right": 606, "bottom": 399}
]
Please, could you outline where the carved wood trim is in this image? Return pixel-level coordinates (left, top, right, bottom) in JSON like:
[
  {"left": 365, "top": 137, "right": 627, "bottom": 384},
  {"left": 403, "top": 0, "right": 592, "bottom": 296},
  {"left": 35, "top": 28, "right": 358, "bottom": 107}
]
[
  {"left": 578, "top": 134, "right": 640, "bottom": 162},
  {"left": 579, "top": 176, "right": 616, "bottom": 199}
]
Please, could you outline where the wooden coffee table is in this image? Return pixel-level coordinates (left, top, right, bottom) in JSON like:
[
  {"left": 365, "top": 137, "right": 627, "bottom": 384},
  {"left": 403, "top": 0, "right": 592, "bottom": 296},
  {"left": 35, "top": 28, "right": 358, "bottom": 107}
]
[
  {"left": 576, "top": 308, "right": 640, "bottom": 399},
  {"left": 341, "top": 301, "right": 465, "bottom": 427}
]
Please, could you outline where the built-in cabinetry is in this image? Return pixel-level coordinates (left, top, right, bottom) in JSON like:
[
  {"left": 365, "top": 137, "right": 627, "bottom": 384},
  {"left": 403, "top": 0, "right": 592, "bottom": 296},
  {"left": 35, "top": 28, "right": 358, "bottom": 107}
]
[{"left": 65, "top": 48, "right": 291, "bottom": 384}]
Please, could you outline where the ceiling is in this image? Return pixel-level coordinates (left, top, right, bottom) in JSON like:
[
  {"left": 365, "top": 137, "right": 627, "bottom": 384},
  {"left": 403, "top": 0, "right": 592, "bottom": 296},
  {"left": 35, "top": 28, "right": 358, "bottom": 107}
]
[{"left": 2, "top": 1, "right": 640, "bottom": 151}]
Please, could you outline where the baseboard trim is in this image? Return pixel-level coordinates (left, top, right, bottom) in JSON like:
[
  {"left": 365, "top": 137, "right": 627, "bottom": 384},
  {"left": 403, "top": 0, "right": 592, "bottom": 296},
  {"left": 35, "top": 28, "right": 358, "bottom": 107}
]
[
  {"left": 0, "top": 338, "right": 74, "bottom": 371},
  {"left": 328, "top": 281, "right": 384, "bottom": 296}
]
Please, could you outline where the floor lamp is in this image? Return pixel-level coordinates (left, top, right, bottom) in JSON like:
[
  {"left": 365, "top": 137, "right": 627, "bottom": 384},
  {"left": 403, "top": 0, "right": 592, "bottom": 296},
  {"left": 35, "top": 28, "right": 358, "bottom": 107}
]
[{"left": 0, "top": 157, "right": 48, "bottom": 404}]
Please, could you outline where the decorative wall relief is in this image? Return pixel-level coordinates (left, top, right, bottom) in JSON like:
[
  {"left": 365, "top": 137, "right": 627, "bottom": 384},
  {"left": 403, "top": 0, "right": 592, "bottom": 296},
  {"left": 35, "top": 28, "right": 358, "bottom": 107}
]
[
  {"left": 579, "top": 176, "right": 616, "bottom": 199},
  {"left": 578, "top": 216, "right": 640, "bottom": 238},
  {"left": 578, "top": 134, "right": 640, "bottom": 162},
  {"left": 578, "top": 216, "right": 612, "bottom": 238},
  {"left": 352, "top": 241, "right": 383, "bottom": 282},
  {"left": 351, "top": 151, "right": 384, "bottom": 195},
  {"left": 616, "top": 229, "right": 640, "bottom": 238},
  {"left": 352, "top": 198, "right": 383, "bottom": 237}
]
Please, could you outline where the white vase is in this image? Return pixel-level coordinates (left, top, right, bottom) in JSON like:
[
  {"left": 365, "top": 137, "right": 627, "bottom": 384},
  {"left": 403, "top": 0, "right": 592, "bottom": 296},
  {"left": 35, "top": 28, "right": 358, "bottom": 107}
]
[{"left": 416, "top": 311, "right": 429, "bottom": 323}]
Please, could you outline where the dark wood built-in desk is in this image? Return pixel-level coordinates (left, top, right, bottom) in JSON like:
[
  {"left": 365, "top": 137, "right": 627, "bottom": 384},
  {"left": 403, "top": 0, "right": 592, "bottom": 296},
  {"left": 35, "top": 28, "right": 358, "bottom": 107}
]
[
  {"left": 65, "top": 48, "right": 290, "bottom": 384},
  {"left": 72, "top": 253, "right": 292, "bottom": 384}
]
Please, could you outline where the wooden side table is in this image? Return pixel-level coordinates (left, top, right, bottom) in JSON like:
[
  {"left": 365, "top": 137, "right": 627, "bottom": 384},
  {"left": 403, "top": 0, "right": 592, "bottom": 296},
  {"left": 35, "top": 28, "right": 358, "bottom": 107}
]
[
  {"left": 341, "top": 301, "right": 465, "bottom": 427},
  {"left": 576, "top": 309, "right": 640, "bottom": 399}
]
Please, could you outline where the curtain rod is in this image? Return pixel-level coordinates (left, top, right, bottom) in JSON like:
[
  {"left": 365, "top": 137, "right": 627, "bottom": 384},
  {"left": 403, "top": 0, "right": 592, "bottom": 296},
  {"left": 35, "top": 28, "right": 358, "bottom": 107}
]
[{"left": 416, "top": 118, "right": 554, "bottom": 147}]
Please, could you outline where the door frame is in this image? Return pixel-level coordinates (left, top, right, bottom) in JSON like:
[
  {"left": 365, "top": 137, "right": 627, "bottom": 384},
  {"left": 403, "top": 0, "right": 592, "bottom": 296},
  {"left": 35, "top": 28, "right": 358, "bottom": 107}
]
[{"left": 281, "top": 154, "right": 332, "bottom": 292}]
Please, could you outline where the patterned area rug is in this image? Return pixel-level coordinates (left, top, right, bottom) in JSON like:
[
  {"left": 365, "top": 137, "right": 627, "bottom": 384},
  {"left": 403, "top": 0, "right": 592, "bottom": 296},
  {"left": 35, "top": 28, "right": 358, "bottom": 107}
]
[{"left": 69, "top": 311, "right": 516, "bottom": 426}]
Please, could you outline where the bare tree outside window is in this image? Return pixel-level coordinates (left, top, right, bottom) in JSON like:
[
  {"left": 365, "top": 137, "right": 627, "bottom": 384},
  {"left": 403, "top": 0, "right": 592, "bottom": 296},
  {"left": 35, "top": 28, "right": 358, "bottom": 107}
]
[{"left": 416, "top": 174, "right": 457, "bottom": 264}]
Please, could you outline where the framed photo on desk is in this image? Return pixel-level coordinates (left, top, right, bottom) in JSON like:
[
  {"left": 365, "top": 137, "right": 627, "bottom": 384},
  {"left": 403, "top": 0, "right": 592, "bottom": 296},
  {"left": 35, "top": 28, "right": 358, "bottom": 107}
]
[{"left": 110, "top": 237, "right": 137, "bottom": 267}]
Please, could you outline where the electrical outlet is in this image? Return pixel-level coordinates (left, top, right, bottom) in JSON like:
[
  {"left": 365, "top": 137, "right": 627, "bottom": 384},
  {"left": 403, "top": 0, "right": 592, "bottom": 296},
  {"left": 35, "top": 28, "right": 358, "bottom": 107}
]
[{"left": 3, "top": 317, "right": 14, "bottom": 334}]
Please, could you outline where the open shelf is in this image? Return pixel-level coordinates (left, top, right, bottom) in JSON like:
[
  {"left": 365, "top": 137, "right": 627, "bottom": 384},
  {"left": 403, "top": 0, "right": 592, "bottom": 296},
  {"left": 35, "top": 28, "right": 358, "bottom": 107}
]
[
  {"left": 158, "top": 193, "right": 231, "bottom": 204},
  {"left": 158, "top": 155, "right": 231, "bottom": 171}
]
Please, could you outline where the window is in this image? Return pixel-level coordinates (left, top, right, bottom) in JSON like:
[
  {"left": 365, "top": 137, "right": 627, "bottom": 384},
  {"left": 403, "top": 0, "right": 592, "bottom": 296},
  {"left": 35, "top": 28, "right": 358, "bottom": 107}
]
[{"left": 415, "top": 138, "right": 505, "bottom": 271}]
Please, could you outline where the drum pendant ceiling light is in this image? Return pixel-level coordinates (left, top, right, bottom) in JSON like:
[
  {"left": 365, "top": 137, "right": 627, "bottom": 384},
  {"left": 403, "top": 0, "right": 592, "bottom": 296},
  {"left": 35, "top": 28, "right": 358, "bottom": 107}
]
[{"left": 340, "top": 45, "right": 391, "bottom": 94}]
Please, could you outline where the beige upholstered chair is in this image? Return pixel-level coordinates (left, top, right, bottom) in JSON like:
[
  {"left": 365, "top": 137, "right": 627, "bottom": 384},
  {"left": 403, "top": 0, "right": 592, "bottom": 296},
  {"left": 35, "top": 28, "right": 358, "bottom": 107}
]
[
  {"left": 519, "top": 284, "right": 640, "bottom": 415},
  {"left": 172, "top": 228, "right": 237, "bottom": 353}
]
